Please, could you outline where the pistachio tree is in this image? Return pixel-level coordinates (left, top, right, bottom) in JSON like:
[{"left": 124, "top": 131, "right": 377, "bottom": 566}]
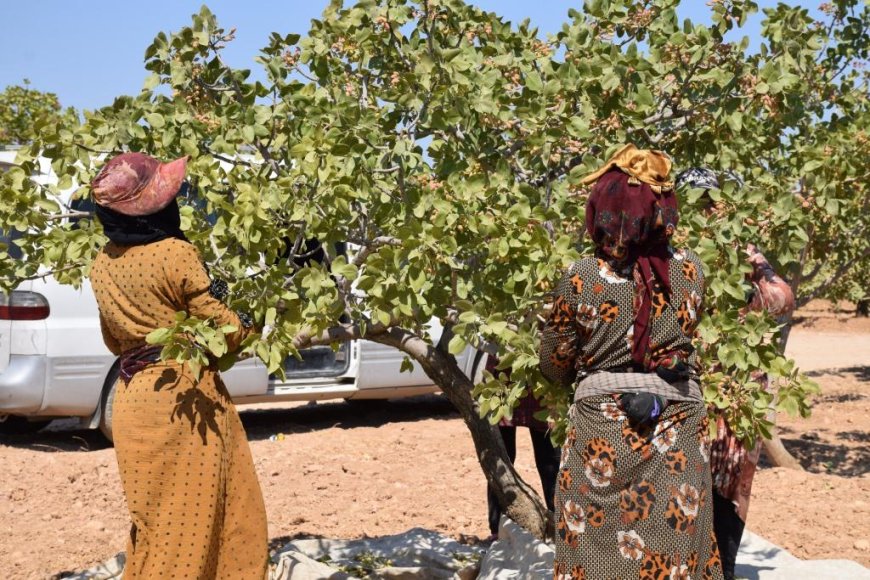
[
  {"left": 2, "top": 0, "right": 867, "bottom": 536},
  {"left": 0, "top": 80, "right": 78, "bottom": 147}
]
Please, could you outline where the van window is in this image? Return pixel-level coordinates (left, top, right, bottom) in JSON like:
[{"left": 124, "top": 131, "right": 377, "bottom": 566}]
[
  {"left": 179, "top": 182, "right": 218, "bottom": 226},
  {"left": 0, "top": 229, "right": 23, "bottom": 260},
  {"left": 69, "top": 197, "right": 95, "bottom": 229}
]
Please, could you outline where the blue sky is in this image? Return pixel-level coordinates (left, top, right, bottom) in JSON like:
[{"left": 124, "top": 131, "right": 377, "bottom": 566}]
[{"left": 1, "top": 1, "right": 820, "bottom": 112}]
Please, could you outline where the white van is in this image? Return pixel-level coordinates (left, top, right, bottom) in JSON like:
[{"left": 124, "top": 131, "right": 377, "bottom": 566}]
[{"left": 0, "top": 150, "right": 481, "bottom": 441}]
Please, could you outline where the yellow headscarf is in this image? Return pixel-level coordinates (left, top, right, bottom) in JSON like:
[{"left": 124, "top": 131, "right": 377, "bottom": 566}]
[{"left": 580, "top": 144, "right": 674, "bottom": 194}]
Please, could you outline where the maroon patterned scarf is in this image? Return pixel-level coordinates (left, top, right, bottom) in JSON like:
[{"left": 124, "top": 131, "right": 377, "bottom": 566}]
[{"left": 585, "top": 169, "right": 679, "bottom": 367}]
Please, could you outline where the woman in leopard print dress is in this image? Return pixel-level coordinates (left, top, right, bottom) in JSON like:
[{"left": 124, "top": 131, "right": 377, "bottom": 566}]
[{"left": 540, "top": 145, "right": 723, "bottom": 580}]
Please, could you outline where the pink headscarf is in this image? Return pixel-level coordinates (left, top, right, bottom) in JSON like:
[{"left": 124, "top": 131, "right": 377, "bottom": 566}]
[{"left": 91, "top": 152, "right": 188, "bottom": 216}]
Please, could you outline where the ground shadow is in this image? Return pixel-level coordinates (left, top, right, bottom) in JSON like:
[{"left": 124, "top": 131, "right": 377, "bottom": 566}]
[
  {"left": 836, "top": 430, "right": 870, "bottom": 443},
  {"left": 0, "top": 394, "right": 459, "bottom": 453},
  {"left": 790, "top": 311, "right": 859, "bottom": 328},
  {"left": 239, "top": 394, "right": 459, "bottom": 442},
  {"left": 766, "top": 425, "right": 870, "bottom": 477},
  {"left": 815, "top": 392, "right": 867, "bottom": 404},
  {"left": 269, "top": 531, "right": 329, "bottom": 552},
  {"left": 734, "top": 541, "right": 796, "bottom": 579},
  {"left": 806, "top": 365, "right": 870, "bottom": 382},
  {"left": 0, "top": 418, "right": 112, "bottom": 453},
  {"left": 761, "top": 364, "right": 870, "bottom": 476},
  {"left": 733, "top": 563, "right": 778, "bottom": 579}
]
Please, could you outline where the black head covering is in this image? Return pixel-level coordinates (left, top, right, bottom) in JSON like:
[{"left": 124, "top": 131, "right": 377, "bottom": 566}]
[{"left": 95, "top": 198, "right": 188, "bottom": 246}]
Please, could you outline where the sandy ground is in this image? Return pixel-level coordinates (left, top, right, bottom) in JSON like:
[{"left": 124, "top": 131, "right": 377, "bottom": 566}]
[{"left": 0, "top": 308, "right": 868, "bottom": 579}]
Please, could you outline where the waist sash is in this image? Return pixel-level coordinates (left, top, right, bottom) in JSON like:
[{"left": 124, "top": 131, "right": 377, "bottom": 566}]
[{"left": 119, "top": 345, "right": 163, "bottom": 384}]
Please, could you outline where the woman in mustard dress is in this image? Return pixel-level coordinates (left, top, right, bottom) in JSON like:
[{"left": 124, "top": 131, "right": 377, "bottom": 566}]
[{"left": 89, "top": 152, "right": 268, "bottom": 579}]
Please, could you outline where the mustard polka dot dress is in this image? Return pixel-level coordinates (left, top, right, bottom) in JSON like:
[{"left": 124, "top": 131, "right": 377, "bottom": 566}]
[{"left": 90, "top": 238, "right": 268, "bottom": 580}]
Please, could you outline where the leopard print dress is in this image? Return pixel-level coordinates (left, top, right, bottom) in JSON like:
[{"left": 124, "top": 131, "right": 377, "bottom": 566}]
[
  {"left": 541, "top": 248, "right": 723, "bottom": 579},
  {"left": 554, "top": 397, "right": 722, "bottom": 579}
]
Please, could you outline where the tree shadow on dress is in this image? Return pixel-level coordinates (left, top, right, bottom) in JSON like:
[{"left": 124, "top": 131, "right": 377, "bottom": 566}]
[{"left": 155, "top": 368, "right": 226, "bottom": 446}]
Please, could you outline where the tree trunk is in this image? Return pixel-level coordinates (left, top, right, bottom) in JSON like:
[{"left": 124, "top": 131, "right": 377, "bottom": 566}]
[
  {"left": 372, "top": 327, "right": 551, "bottom": 539},
  {"left": 857, "top": 299, "right": 869, "bottom": 317},
  {"left": 762, "top": 429, "right": 803, "bottom": 470},
  {"left": 759, "top": 230, "right": 813, "bottom": 469}
]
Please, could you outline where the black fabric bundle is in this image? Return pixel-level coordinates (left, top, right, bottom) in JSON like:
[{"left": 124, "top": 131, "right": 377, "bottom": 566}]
[
  {"left": 95, "top": 198, "right": 188, "bottom": 246},
  {"left": 620, "top": 392, "right": 668, "bottom": 426}
]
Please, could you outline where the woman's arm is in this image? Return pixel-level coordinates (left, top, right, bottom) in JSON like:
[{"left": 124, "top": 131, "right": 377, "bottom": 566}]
[
  {"left": 173, "top": 243, "right": 255, "bottom": 353},
  {"left": 746, "top": 244, "right": 795, "bottom": 318}
]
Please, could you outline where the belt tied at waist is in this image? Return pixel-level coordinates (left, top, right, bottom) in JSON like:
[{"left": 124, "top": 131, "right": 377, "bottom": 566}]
[
  {"left": 573, "top": 370, "right": 702, "bottom": 404},
  {"left": 119, "top": 345, "right": 163, "bottom": 384}
]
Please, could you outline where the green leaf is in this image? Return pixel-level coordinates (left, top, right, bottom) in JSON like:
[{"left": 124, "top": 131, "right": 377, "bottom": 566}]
[
  {"left": 448, "top": 335, "right": 467, "bottom": 355},
  {"left": 726, "top": 112, "right": 743, "bottom": 132},
  {"left": 143, "top": 73, "right": 161, "bottom": 90},
  {"left": 146, "top": 328, "right": 172, "bottom": 344},
  {"left": 526, "top": 71, "right": 543, "bottom": 93},
  {"left": 635, "top": 85, "right": 654, "bottom": 107},
  {"left": 145, "top": 113, "right": 165, "bottom": 128},
  {"left": 802, "top": 159, "right": 823, "bottom": 173}
]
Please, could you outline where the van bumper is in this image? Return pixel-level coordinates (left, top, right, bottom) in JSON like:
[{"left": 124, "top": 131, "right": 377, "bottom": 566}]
[{"left": 0, "top": 355, "right": 46, "bottom": 414}]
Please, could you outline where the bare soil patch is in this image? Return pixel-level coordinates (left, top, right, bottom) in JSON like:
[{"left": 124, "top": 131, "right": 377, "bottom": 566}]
[
  {"left": 749, "top": 365, "right": 870, "bottom": 566},
  {"left": 0, "top": 324, "right": 868, "bottom": 578}
]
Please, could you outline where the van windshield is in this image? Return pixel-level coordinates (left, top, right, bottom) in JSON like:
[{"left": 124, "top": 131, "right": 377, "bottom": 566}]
[{"left": 0, "top": 229, "right": 23, "bottom": 260}]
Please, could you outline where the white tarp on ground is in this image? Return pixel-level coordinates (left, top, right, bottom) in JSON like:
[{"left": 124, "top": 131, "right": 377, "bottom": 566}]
[
  {"left": 62, "top": 552, "right": 125, "bottom": 580},
  {"left": 476, "top": 517, "right": 553, "bottom": 579},
  {"left": 735, "top": 531, "right": 870, "bottom": 580},
  {"left": 63, "top": 522, "right": 870, "bottom": 579},
  {"left": 271, "top": 527, "right": 484, "bottom": 579},
  {"left": 476, "top": 519, "right": 870, "bottom": 580}
]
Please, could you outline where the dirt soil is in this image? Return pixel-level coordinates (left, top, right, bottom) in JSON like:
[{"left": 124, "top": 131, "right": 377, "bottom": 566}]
[{"left": 0, "top": 309, "right": 868, "bottom": 579}]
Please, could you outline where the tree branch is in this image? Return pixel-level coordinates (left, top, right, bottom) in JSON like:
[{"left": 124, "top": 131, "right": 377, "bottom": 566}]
[
  {"left": 290, "top": 317, "right": 397, "bottom": 350},
  {"left": 529, "top": 155, "right": 584, "bottom": 188},
  {"left": 206, "top": 149, "right": 254, "bottom": 167},
  {"left": 370, "top": 165, "right": 401, "bottom": 174},
  {"left": 17, "top": 264, "right": 83, "bottom": 282},
  {"left": 800, "top": 260, "right": 825, "bottom": 285},
  {"left": 796, "top": 246, "right": 870, "bottom": 308},
  {"left": 210, "top": 45, "right": 282, "bottom": 176},
  {"left": 350, "top": 235, "right": 402, "bottom": 266}
]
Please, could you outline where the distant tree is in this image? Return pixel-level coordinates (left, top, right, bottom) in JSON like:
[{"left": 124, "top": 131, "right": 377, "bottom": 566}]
[{"left": 0, "top": 80, "right": 78, "bottom": 147}]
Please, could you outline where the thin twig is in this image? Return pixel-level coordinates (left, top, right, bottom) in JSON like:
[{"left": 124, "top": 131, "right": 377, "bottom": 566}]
[
  {"left": 371, "top": 165, "right": 401, "bottom": 174},
  {"left": 19, "top": 264, "right": 83, "bottom": 282},
  {"left": 210, "top": 43, "right": 282, "bottom": 176},
  {"left": 206, "top": 149, "right": 254, "bottom": 167},
  {"left": 46, "top": 211, "right": 92, "bottom": 221},
  {"left": 351, "top": 236, "right": 402, "bottom": 266}
]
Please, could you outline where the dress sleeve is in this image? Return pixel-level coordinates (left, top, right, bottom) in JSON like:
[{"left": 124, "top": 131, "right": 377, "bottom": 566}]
[
  {"left": 99, "top": 311, "right": 122, "bottom": 356},
  {"left": 747, "top": 246, "right": 795, "bottom": 318},
  {"left": 172, "top": 242, "right": 254, "bottom": 354},
  {"left": 539, "top": 264, "right": 584, "bottom": 388}
]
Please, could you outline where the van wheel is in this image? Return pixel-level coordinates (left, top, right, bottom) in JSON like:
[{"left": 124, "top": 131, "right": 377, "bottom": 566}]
[
  {"left": 0, "top": 414, "right": 51, "bottom": 435},
  {"left": 98, "top": 363, "right": 120, "bottom": 444}
]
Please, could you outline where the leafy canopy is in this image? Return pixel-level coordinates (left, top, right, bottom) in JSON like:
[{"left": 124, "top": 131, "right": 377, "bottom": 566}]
[{"left": 2, "top": 0, "right": 868, "bottom": 448}]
